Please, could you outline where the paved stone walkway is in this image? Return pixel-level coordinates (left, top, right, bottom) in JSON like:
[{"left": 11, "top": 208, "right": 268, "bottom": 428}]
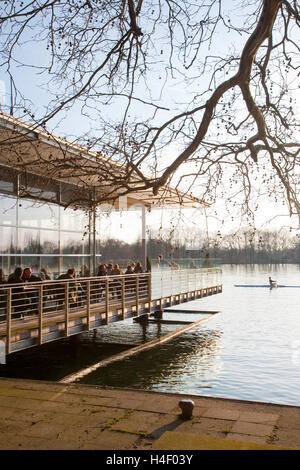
[{"left": 0, "top": 377, "right": 299, "bottom": 450}]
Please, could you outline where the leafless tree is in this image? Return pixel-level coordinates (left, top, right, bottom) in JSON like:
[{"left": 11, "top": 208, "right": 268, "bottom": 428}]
[{"left": 0, "top": 0, "right": 299, "bottom": 227}]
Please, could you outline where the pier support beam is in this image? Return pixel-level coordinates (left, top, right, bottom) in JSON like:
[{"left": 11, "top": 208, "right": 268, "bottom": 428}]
[
  {"left": 133, "top": 313, "right": 150, "bottom": 323},
  {"left": 152, "top": 309, "right": 163, "bottom": 320}
]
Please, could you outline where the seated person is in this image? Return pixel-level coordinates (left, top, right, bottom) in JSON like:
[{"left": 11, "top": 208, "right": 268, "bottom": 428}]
[
  {"left": 268, "top": 276, "right": 277, "bottom": 287},
  {"left": 22, "top": 267, "right": 42, "bottom": 316},
  {"left": 134, "top": 262, "right": 144, "bottom": 273},
  {"left": 8, "top": 267, "right": 25, "bottom": 318}
]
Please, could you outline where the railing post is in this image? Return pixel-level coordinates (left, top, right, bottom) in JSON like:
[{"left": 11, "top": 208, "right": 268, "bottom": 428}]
[
  {"left": 148, "top": 273, "right": 152, "bottom": 313},
  {"left": 105, "top": 277, "right": 109, "bottom": 324},
  {"left": 6, "top": 288, "right": 11, "bottom": 355},
  {"left": 65, "top": 282, "right": 69, "bottom": 337},
  {"left": 121, "top": 277, "right": 125, "bottom": 320},
  {"left": 38, "top": 284, "right": 43, "bottom": 345},
  {"left": 135, "top": 275, "right": 139, "bottom": 316},
  {"left": 86, "top": 280, "right": 91, "bottom": 330}
]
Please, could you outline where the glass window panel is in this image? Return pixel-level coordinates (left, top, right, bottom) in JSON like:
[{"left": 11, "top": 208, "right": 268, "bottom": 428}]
[
  {"left": 60, "top": 181, "right": 94, "bottom": 207},
  {"left": 94, "top": 238, "right": 101, "bottom": 256},
  {"left": 19, "top": 173, "right": 58, "bottom": 202},
  {"left": 13, "top": 255, "right": 45, "bottom": 276},
  {"left": 0, "top": 180, "right": 14, "bottom": 193},
  {"left": 0, "top": 256, "right": 18, "bottom": 279},
  {"left": 39, "top": 230, "right": 59, "bottom": 254},
  {"left": 18, "top": 199, "right": 59, "bottom": 229},
  {"left": 4, "top": 255, "right": 59, "bottom": 280},
  {"left": 0, "top": 165, "right": 17, "bottom": 195},
  {"left": 20, "top": 187, "right": 57, "bottom": 201},
  {"left": 0, "top": 226, "right": 17, "bottom": 253},
  {"left": 60, "top": 182, "right": 78, "bottom": 205},
  {"left": 60, "top": 206, "right": 90, "bottom": 232},
  {"left": 18, "top": 256, "right": 41, "bottom": 274},
  {"left": 38, "top": 256, "right": 60, "bottom": 280},
  {"left": 0, "top": 195, "right": 17, "bottom": 226},
  {"left": 95, "top": 209, "right": 141, "bottom": 243},
  {"left": 19, "top": 228, "right": 41, "bottom": 254},
  {"left": 60, "top": 256, "right": 90, "bottom": 278},
  {"left": 60, "top": 231, "right": 90, "bottom": 255}
]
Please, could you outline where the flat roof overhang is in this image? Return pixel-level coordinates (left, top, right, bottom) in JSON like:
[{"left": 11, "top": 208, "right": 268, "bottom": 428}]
[{"left": 0, "top": 111, "right": 208, "bottom": 210}]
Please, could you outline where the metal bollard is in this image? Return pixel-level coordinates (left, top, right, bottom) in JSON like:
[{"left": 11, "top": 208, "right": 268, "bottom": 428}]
[{"left": 179, "top": 399, "right": 194, "bottom": 419}]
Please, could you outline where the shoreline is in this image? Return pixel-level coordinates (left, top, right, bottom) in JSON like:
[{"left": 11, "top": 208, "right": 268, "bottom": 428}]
[{"left": 0, "top": 377, "right": 299, "bottom": 450}]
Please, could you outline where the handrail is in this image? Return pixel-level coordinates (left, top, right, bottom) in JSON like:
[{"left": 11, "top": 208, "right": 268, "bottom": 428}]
[
  {"left": 0, "top": 272, "right": 151, "bottom": 353},
  {"left": 0, "top": 273, "right": 151, "bottom": 324},
  {"left": 1, "top": 272, "right": 150, "bottom": 288},
  {"left": 0, "top": 269, "right": 222, "bottom": 355}
]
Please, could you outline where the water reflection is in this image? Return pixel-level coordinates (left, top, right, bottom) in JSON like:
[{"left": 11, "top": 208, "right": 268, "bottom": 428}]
[
  {"left": 0, "top": 334, "right": 131, "bottom": 382},
  {"left": 0, "top": 318, "right": 222, "bottom": 390},
  {"left": 78, "top": 325, "right": 223, "bottom": 393}
]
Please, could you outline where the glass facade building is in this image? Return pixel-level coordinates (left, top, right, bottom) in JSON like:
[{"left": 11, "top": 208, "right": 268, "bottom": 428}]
[
  {"left": 0, "top": 164, "right": 101, "bottom": 279},
  {"left": 0, "top": 111, "right": 203, "bottom": 281}
]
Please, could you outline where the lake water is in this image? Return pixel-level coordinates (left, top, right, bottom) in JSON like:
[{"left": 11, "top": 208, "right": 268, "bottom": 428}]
[{"left": 1, "top": 264, "right": 300, "bottom": 407}]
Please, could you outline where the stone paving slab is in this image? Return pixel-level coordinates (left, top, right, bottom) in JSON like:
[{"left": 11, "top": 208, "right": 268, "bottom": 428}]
[
  {"left": 152, "top": 431, "right": 292, "bottom": 450},
  {"left": 1, "top": 377, "right": 300, "bottom": 450}
]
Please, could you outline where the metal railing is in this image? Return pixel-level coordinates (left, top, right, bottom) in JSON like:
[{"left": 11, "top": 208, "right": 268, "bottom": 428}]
[
  {"left": 0, "top": 273, "right": 151, "bottom": 321},
  {"left": 0, "top": 267, "right": 222, "bottom": 354},
  {"left": 151, "top": 267, "right": 222, "bottom": 300},
  {"left": 0, "top": 273, "right": 151, "bottom": 353}
]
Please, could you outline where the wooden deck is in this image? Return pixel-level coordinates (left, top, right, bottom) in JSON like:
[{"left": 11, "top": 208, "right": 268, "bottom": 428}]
[{"left": 0, "top": 272, "right": 222, "bottom": 354}]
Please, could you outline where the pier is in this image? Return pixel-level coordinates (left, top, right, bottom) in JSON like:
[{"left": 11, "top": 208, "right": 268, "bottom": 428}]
[{"left": 0, "top": 267, "right": 222, "bottom": 355}]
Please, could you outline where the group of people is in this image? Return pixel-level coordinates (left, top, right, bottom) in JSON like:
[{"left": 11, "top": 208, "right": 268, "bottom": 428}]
[
  {"left": 0, "top": 260, "right": 146, "bottom": 319},
  {"left": 95, "top": 262, "right": 145, "bottom": 300},
  {"left": 97, "top": 262, "right": 144, "bottom": 277},
  {"left": 0, "top": 260, "right": 145, "bottom": 285},
  {"left": 0, "top": 266, "right": 44, "bottom": 285},
  {"left": 0, "top": 266, "right": 44, "bottom": 319}
]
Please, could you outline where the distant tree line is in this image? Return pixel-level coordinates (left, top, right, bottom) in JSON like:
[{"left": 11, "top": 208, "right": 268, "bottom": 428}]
[
  {"left": 99, "top": 229, "right": 300, "bottom": 265},
  {"left": 211, "top": 230, "right": 300, "bottom": 264}
]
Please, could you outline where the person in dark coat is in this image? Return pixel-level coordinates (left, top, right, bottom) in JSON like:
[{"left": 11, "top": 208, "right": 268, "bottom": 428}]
[
  {"left": 7, "top": 267, "right": 25, "bottom": 318},
  {"left": 0, "top": 269, "right": 7, "bottom": 284},
  {"left": 111, "top": 264, "right": 123, "bottom": 299},
  {"left": 124, "top": 265, "right": 133, "bottom": 274},
  {"left": 124, "top": 265, "right": 134, "bottom": 297},
  {"left": 22, "top": 267, "right": 42, "bottom": 316},
  {"left": 57, "top": 268, "right": 81, "bottom": 307},
  {"left": 40, "top": 267, "right": 51, "bottom": 281},
  {"left": 22, "top": 267, "right": 42, "bottom": 283},
  {"left": 96, "top": 264, "right": 107, "bottom": 301},
  {"left": 134, "top": 262, "right": 144, "bottom": 273},
  {"left": 106, "top": 263, "right": 113, "bottom": 276},
  {"left": 7, "top": 267, "right": 23, "bottom": 284}
]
